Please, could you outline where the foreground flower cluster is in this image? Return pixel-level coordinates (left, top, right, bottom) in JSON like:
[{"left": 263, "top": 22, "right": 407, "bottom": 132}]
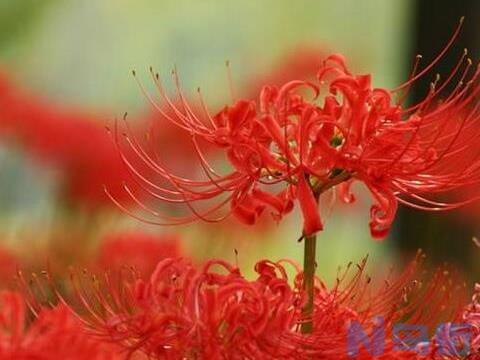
[{"left": 13, "top": 254, "right": 479, "bottom": 359}]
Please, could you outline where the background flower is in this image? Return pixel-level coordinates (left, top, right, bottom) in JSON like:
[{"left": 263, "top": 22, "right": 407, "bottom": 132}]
[{"left": 0, "top": 291, "right": 130, "bottom": 359}]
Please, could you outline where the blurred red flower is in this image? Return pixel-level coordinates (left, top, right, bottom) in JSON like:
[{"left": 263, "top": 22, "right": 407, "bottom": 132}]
[
  {"left": 0, "top": 72, "right": 134, "bottom": 208},
  {"left": 0, "top": 291, "right": 126, "bottom": 359},
  {"left": 245, "top": 46, "right": 327, "bottom": 98},
  {"left": 95, "top": 231, "right": 181, "bottom": 278}
]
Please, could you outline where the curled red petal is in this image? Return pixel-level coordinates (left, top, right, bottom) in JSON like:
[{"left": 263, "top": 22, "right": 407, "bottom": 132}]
[
  {"left": 367, "top": 184, "right": 398, "bottom": 239},
  {"left": 251, "top": 187, "right": 286, "bottom": 214},
  {"left": 297, "top": 174, "right": 323, "bottom": 235},
  {"left": 232, "top": 193, "right": 265, "bottom": 225},
  {"left": 338, "top": 180, "right": 356, "bottom": 204}
]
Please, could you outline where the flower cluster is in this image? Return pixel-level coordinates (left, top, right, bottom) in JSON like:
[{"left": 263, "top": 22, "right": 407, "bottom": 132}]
[
  {"left": 21, "top": 253, "right": 474, "bottom": 359},
  {"left": 113, "top": 21, "right": 480, "bottom": 239}
]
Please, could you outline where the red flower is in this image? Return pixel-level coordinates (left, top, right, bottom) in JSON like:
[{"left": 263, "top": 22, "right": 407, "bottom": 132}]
[
  {"left": 112, "top": 19, "right": 480, "bottom": 239},
  {"left": 0, "top": 291, "right": 125, "bottom": 359},
  {"left": 0, "top": 72, "right": 134, "bottom": 208},
  {"left": 95, "top": 231, "right": 181, "bottom": 278},
  {"left": 31, "top": 253, "right": 467, "bottom": 359}
]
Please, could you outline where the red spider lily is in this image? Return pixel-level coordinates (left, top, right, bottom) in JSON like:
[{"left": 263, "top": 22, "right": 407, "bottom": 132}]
[
  {"left": 0, "top": 291, "right": 127, "bottom": 359},
  {"left": 22, "top": 253, "right": 469, "bottom": 359},
  {"left": 110, "top": 19, "right": 480, "bottom": 239},
  {"left": 95, "top": 231, "right": 181, "bottom": 278}
]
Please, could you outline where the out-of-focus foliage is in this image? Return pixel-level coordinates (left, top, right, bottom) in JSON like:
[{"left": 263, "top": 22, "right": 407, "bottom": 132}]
[
  {"left": 0, "top": 1, "right": 53, "bottom": 48},
  {"left": 0, "top": 1, "right": 413, "bottom": 109}
]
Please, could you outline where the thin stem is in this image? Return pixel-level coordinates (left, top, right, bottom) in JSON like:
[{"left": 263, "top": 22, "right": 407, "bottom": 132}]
[
  {"left": 300, "top": 174, "right": 345, "bottom": 333},
  {"left": 301, "top": 232, "right": 317, "bottom": 333}
]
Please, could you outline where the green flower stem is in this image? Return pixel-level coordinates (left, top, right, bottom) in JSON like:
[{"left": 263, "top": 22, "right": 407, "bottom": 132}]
[{"left": 301, "top": 232, "right": 316, "bottom": 333}]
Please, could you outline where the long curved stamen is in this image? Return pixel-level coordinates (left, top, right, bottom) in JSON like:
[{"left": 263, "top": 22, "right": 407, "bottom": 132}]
[{"left": 392, "top": 16, "right": 464, "bottom": 93}]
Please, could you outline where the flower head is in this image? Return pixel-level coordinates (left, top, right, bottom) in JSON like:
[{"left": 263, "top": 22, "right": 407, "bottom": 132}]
[{"left": 112, "top": 19, "right": 480, "bottom": 239}]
